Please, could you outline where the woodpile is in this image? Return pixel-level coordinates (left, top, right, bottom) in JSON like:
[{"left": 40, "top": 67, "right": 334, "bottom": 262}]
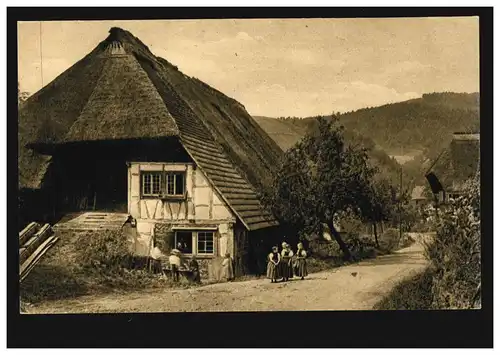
[
  {"left": 19, "top": 222, "right": 59, "bottom": 283},
  {"left": 19, "top": 222, "right": 40, "bottom": 247}
]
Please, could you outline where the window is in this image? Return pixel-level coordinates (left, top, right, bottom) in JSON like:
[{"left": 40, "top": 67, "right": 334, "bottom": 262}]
[
  {"left": 173, "top": 231, "right": 215, "bottom": 256},
  {"left": 197, "top": 232, "right": 214, "bottom": 255},
  {"left": 174, "top": 231, "right": 193, "bottom": 254},
  {"left": 142, "top": 172, "right": 162, "bottom": 196},
  {"left": 141, "top": 171, "right": 186, "bottom": 198},
  {"left": 166, "top": 173, "right": 185, "bottom": 196}
]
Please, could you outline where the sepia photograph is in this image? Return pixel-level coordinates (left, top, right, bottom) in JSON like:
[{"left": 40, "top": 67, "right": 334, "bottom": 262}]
[{"left": 8, "top": 6, "right": 493, "bottom": 348}]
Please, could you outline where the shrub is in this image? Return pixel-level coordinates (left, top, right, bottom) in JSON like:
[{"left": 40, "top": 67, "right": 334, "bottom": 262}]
[
  {"left": 344, "top": 232, "right": 378, "bottom": 260},
  {"left": 376, "top": 174, "right": 481, "bottom": 310},
  {"left": 399, "top": 233, "right": 415, "bottom": 249},
  {"left": 424, "top": 177, "right": 480, "bottom": 309},
  {"left": 379, "top": 228, "right": 400, "bottom": 252},
  {"left": 21, "top": 230, "right": 178, "bottom": 304},
  {"left": 307, "top": 256, "right": 343, "bottom": 274},
  {"left": 374, "top": 268, "right": 434, "bottom": 310},
  {"left": 74, "top": 230, "right": 131, "bottom": 268}
]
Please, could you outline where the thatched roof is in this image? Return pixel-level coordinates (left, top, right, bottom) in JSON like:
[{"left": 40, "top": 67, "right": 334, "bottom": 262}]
[
  {"left": 429, "top": 132, "right": 480, "bottom": 192},
  {"left": 18, "top": 27, "right": 283, "bottom": 231},
  {"left": 411, "top": 185, "right": 426, "bottom": 200}
]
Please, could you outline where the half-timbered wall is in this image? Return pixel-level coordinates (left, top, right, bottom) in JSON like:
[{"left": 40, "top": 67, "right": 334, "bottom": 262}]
[
  {"left": 127, "top": 162, "right": 237, "bottom": 258},
  {"left": 128, "top": 162, "right": 234, "bottom": 222}
]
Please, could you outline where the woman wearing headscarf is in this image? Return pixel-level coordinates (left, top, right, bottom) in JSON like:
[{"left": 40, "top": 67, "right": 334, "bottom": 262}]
[
  {"left": 221, "top": 252, "right": 235, "bottom": 281},
  {"left": 280, "top": 243, "right": 294, "bottom": 282},
  {"left": 266, "top": 246, "right": 281, "bottom": 283},
  {"left": 294, "top": 242, "right": 308, "bottom": 280}
]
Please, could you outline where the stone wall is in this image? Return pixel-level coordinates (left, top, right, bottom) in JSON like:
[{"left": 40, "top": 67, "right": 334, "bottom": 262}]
[{"left": 154, "top": 222, "right": 174, "bottom": 254}]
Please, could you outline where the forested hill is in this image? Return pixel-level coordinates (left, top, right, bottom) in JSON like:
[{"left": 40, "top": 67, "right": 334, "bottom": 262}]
[
  {"left": 337, "top": 92, "right": 479, "bottom": 156},
  {"left": 254, "top": 115, "right": 407, "bottom": 186},
  {"left": 254, "top": 92, "right": 479, "bottom": 187},
  {"left": 256, "top": 92, "right": 479, "bottom": 155}
]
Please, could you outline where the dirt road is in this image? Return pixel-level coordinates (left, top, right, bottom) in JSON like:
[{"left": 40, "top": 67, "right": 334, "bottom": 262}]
[{"left": 28, "top": 238, "right": 428, "bottom": 313}]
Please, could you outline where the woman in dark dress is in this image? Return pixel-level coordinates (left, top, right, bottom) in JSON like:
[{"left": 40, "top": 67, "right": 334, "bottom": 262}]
[
  {"left": 188, "top": 255, "right": 201, "bottom": 284},
  {"left": 266, "top": 246, "right": 281, "bottom": 283},
  {"left": 294, "top": 242, "right": 308, "bottom": 280},
  {"left": 280, "top": 243, "right": 294, "bottom": 282}
]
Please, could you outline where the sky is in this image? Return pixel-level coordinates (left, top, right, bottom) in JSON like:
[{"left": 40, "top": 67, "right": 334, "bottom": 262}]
[{"left": 18, "top": 18, "right": 479, "bottom": 117}]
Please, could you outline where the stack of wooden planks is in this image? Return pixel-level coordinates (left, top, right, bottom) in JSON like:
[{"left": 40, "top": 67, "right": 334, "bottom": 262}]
[{"left": 19, "top": 222, "right": 59, "bottom": 283}]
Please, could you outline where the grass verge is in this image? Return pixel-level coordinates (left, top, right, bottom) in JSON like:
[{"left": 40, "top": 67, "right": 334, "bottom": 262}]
[{"left": 373, "top": 267, "right": 434, "bottom": 310}]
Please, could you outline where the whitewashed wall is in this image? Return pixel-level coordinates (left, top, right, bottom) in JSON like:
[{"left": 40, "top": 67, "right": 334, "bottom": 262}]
[
  {"left": 127, "top": 162, "right": 236, "bottom": 257},
  {"left": 128, "top": 162, "right": 233, "bottom": 222}
]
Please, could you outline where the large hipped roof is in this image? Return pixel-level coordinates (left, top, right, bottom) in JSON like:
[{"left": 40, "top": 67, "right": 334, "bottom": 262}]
[{"left": 18, "top": 27, "right": 282, "bottom": 231}]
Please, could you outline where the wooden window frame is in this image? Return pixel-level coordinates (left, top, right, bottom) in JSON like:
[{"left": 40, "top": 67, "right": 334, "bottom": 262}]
[
  {"left": 196, "top": 231, "right": 215, "bottom": 256},
  {"left": 174, "top": 230, "right": 215, "bottom": 257},
  {"left": 141, "top": 171, "right": 163, "bottom": 197},
  {"left": 140, "top": 171, "right": 187, "bottom": 200}
]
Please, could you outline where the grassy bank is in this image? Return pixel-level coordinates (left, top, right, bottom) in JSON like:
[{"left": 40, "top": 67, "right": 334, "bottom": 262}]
[
  {"left": 373, "top": 267, "right": 434, "bottom": 310},
  {"left": 20, "top": 230, "right": 187, "bottom": 304}
]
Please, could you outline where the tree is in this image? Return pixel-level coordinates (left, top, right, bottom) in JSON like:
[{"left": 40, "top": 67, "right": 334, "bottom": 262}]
[
  {"left": 261, "top": 116, "right": 377, "bottom": 260},
  {"left": 361, "top": 178, "right": 397, "bottom": 247}
]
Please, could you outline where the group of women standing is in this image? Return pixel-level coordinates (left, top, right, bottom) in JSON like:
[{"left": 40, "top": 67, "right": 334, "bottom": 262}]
[{"left": 266, "top": 241, "right": 308, "bottom": 283}]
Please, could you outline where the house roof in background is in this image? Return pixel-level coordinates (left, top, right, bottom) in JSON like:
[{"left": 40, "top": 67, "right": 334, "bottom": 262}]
[
  {"left": 428, "top": 133, "right": 480, "bottom": 192},
  {"left": 411, "top": 185, "right": 426, "bottom": 200}
]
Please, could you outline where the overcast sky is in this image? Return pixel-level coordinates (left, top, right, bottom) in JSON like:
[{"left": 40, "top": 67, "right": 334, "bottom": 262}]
[{"left": 18, "top": 18, "right": 479, "bottom": 117}]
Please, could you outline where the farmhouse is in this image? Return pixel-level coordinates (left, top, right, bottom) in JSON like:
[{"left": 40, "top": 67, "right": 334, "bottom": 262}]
[
  {"left": 18, "top": 27, "right": 283, "bottom": 275},
  {"left": 425, "top": 132, "right": 480, "bottom": 204},
  {"left": 410, "top": 185, "right": 427, "bottom": 207}
]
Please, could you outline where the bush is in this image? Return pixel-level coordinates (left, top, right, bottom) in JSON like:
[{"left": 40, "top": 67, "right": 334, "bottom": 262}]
[
  {"left": 74, "top": 230, "right": 131, "bottom": 268},
  {"left": 424, "top": 177, "right": 480, "bottom": 309},
  {"left": 376, "top": 175, "right": 481, "bottom": 310},
  {"left": 399, "top": 233, "right": 415, "bottom": 249},
  {"left": 379, "top": 228, "right": 400, "bottom": 252},
  {"left": 345, "top": 233, "right": 378, "bottom": 260},
  {"left": 20, "top": 230, "right": 178, "bottom": 304},
  {"left": 307, "top": 256, "right": 344, "bottom": 273}
]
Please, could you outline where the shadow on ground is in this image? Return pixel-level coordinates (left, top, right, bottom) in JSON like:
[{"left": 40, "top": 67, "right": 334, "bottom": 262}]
[{"left": 358, "top": 249, "right": 425, "bottom": 267}]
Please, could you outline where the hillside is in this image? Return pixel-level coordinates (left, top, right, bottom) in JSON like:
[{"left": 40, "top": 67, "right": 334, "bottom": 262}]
[
  {"left": 338, "top": 92, "right": 479, "bottom": 157},
  {"left": 252, "top": 116, "right": 305, "bottom": 152},
  {"left": 254, "top": 92, "right": 479, "bottom": 187},
  {"left": 254, "top": 115, "right": 407, "bottom": 187}
]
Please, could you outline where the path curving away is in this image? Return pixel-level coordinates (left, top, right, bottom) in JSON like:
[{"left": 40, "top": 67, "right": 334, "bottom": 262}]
[{"left": 28, "top": 236, "right": 429, "bottom": 313}]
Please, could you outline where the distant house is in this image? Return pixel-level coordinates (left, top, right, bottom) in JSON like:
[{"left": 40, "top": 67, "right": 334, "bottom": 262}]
[
  {"left": 425, "top": 132, "right": 480, "bottom": 204},
  {"left": 18, "top": 27, "right": 283, "bottom": 275},
  {"left": 410, "top": 185, "right": 427, "bottom": 207}
]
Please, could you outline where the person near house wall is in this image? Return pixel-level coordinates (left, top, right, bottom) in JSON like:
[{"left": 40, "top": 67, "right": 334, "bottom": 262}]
[
  {"left": 267, "top": 246, "right": 281, "bottom": 283},
  {"left": 169, "top": 249, "right": 182, "bottom": 282},
  {"left": 149, "top": 242, "right": 164, "bottom": 274},
  {"left": 188, "top": 255, "right": 201, "bottom": 284},
  {"left": 221, "top": 253, "right": 235, "bottom": 282}
]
